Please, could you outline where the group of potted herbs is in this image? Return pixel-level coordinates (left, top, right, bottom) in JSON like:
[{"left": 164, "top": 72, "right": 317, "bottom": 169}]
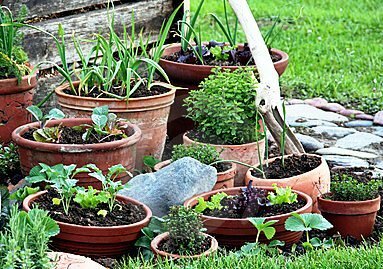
[{"left": 0, "top": 1, "right": 382, "bottom": 266}]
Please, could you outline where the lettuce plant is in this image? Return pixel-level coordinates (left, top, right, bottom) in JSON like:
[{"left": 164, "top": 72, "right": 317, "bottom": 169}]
[
  {"left": 267, "top": 183, "right": 297, "bottom": 205},
  {"left": 195, "top": 192, "right": 227, "bottom": 213}
]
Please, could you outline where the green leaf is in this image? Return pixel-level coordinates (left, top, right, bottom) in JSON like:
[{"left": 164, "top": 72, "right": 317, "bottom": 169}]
[
  {"left": 268, "top": 240, "right": 285, "bottom": 247},
  {"left": 92, "top": 114, "right": 108, "bottom": 128},
  {"left": 46, "top": 108, "right": 65, "bottom": 120},
  {"left": 93, "top": 105, "right": 109, "bottom": 116},
  {"left": 97, "top": 209, "right": 108, "bottom": 217},
  {"left": 194, "top": 197, "right": 208, "bottom": 213},
  {"left": 27, "top": 105, "right": 43, "bottom": 121},
  {"left": 310, "top": 237, "right": 322, "bottom": 247},
  {"left": 143, "top": 156, "right": 161, "bottom": 169},
  {"left": 52, "top": 198, "right": 61, "bottom": 205},
  {"left": 263, "top": 226, "right": 276, "bottom": 240},
  {"left": 134, "top": 235, "right": 152, "bottom": 248},
  {"left": 285, "top": 213, "right": 333, "bottom": 232}
]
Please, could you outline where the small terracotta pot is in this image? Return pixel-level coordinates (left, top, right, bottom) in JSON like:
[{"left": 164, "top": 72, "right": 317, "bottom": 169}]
[
  {"left": 318, "top": 195, "right": 381, "bottom": 240},
  {"left": 55, "top": 82, "right": 175, "bottom": 170},
  {"left": 154, "top": 160, "right": 236, "bottom": 190},
  {"left": 183, "top": 133, "right": 265, "bottom": 186},
  {"left": 184, "top": 187, "right": 312, "bottom": 247},
  {"left": 245, "top": 154, "right": 330, "bottom": 213},
  {"left": 12, "top": 118, "right": 141, "bottom": 189},
  {"left": 0, "top": 68, "right": 37, "bottom": 143},
  {"left": 151, "top": 232, "right": 218, "bottom": 259},
  {"left": 24, "top": 191, "right": 152, "bottom": 257}
]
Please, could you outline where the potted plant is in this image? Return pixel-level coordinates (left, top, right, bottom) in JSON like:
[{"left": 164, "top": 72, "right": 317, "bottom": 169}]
[
  {"left": 12, "top": 105, "right": 141, "bottom": 188},
  {"left": 154, "top": 143, "right": 236, "bottom": 189},
  {"left": 151, "top": 205, "right": 218, "bottom": 258},
  {"left": 0, "top": 6, "right": 37, "bottom": 143},
  {"left": 318, "top": 173, "right": 382, "bottom": 240},
  {"left": 184, "top": 181, "right": 312, "bottom": 247},
  {"left": 183, "top": 67, "right": 265, "bottom": 185},
  {"left": 22, "top": 163, "right": 152, "bottom": 257}
]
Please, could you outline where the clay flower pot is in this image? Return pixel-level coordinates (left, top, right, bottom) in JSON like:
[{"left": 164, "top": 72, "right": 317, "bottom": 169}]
[
  {"left": 318, "top": 195, "right": 381, "bottom": 240},
  {"left": 154, "top": 160, "right": 236, "bottom": 190},
  {"left": 184, "top": 186, "right": 312, "bottom": 248},
  {"left": 151, "top": 232, "right": 218, "bottom": 259},
  {"left": 12, "top": 118, "right": 141, "bottom": 188},
  {"left": 160, "top": 43, "right": 288, "bottom": 140},
  {"left": 245, "top": 154, "right": 330, "bottom": 213},
  {"left": 55, "top": 82, "right": 175, "bottom": 170},
  {"left": 183, "top": 133, "right": 265, "bottom": 186},
  {"left": 24, "top": 191, "right": 152, "bottom": 257},
  {"left": 0, "top": 69, "right": 37, "bottom": 143}
]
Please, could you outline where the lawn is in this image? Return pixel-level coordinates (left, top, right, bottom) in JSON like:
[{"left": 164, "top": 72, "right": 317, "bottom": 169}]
[{"left": 191, "top": 0, "right": 383, "bottom": 114}]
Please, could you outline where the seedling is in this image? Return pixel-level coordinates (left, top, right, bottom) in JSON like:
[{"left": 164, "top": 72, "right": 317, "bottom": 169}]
[
  {"left": 248, "top": 217, "right": 278, "bottom": 243},
  {"left": 9, "top": 186, "right": 40, "bottom": 202},
  {"left": 73, "top": 186, "right": 109, "bottom": 209}
]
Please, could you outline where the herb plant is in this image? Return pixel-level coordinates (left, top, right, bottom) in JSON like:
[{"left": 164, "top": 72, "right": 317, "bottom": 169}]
[
  {"left": 9, "top": 185, "right": 39, "bottom": 202},
  {"left": 0, "top": 143, "right": 21, "bottom": 185},
  {"left": 171, "top": 143, "right": 221, "bottom": 165},
  {"left": 185, "top": 67, "right": 263, "bottom": 145}
]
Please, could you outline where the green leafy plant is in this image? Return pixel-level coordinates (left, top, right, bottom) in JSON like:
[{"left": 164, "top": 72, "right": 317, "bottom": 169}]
[
  {"left": 194, "top": 192, "right": 228, "bottom": 213},
  {"left": 210, "top": 45, "right": 231, "bottom": 61},
  {"left": 0, "top": 206, "right": 59, "bottom": 269},
  {"left": 73, "top": 186, "right": 109, "bottom": 209},
  {"left": 171, "top": 143, "right": 221, "bottom": 165},
  {"left": 285, "top": 213, "right": 333, "bottom": 251},
  {"left": 0, "top": 186, "right": 10, "bottom": 231},
  {"left": 9, "top": 186, "right": 39, "bottom": 202},
  {"left": 280, "top": 101, "right": 287, "bottom": 167},
  {"left": 248, "top": 217, "right": 278, "bottom": 243},
  {"left": 0, "top": 143, "right": 21, "bottom": 184},
  {"left": 142, "top": 156, "right": 161, "bottom": 172},
  {"left": 267, "top": 183, "right": 297, "bottom": 205},
  {"left": 185, "top": 67, "right": 263, "bottom": 145}
]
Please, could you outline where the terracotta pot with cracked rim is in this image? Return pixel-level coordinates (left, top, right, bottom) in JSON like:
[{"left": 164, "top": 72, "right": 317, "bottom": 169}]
[
  {"left": 55, "top": 82, "right": 176, "bottom": 170},
  {"left": 318, "top": 195, "right": 381, "bottom": 240},
  {"left": 154, "top": 160, "right": 236, "bottom": 190},
  {"left": 12, "top": 118, "right": 141, "bottom": 189},
  {"left": 151, "top": 232, "right": 218, "bottom": 259},
  {"left": 183, "top": 132, "right": 265, "bottom": 186},
  {"left": 24, "top": 190, "right": 152, "bottom": 257},
  {"left": 245, "top": 154, "right": 330, "bottom": 213},
  {"left": 0, "top": 66, "right": 37, "bottom": 143},
  {"left": 184, "top": 186, "right": 312, "bottom": 248}
]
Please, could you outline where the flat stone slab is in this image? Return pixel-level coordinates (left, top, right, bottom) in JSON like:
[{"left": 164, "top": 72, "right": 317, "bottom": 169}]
[
  {"left": 372, "top": 127, "right": 383, "bottom": 137},
  {"left": 296, "top": 134, "right": 324, "bottom": 151},
  {"left": 311, "top": 126, "right": 356, "bottom": 138},
  {"left": 316, "top": 147, "right": 378, "bottom": 159},
  {"left": 48, "top": 252, "right": 105, "bottom": 269},
  {"left": 344, "top": 120, "right": 373, "bottom": 127},
  {"left": 335, "top": 132, "right": 383, "bottom": 150},
  {"left": 288, "top": 119, "right": 337, "bottom": 128},
  {"left": 286, "top": 104, "right": 348, "bottom": 123},
  {"left": 322, "top": 155, "right": 369, "bottom": 168}
]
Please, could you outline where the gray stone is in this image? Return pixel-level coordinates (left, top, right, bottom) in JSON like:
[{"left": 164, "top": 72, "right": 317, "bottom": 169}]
[
  {"left": 286, "top": 104, "right": 348, "bottom": 123},
  {"left": 355, "top": 114, "right": 374, "bottom": 121},
  {"left": 318, "top": 103, "right": 345, "bottom": 113},
  {"left": 339, "top": 109, "right": 364, "bottom": 117},
  {"left": 375, "top": 161, "right": 383, "bottom": 170},
  {"left": 304, "top": 97, "right": 328, "bottom": 107},
  {"left": 335, "top": 132, "right": 383, "bottom": 150},
  {"left": 322, "top": 155, "right": 369, "bottom": 168},
  {"left": 374, "top": 111, "right": 383, "bottom": 126},
  {"left": 288, "top": 119, "right": 338, "bottom": 128},
  {"left": 311, "top": 126, "right": 356, "bottom": 138},
  {"left": 296, "top": 134, "right": 324, "bottom": 151},
  {"left": 372, "top": 127, "right": 383, "bottom": 137},
  {"left": 344, "top": 120, "right": 374, "bottom": 127},
  {"left": 316, "top": 147, "right": 378, "bottom": 159},
  {"left": 119, "top": 157, "right": 216, "bottom": 216}
]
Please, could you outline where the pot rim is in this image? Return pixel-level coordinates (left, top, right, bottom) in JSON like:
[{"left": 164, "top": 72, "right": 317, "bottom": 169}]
[
  {"left": 11, "top": 118, "right": 142, "bottom": 152},
  {"left": 150, "top": 231, "right": 218, "bottom": 259},
  {"left": 154, "top": 159, "right": 236, "bottom": 175},
  {"left": 246, "top": 153, "right": 327, "bottom": 182},
  {"left": 184, "top": 186, "right": 313, "bottom": 221},
  {"left": 23, "top": 190, "right": 153, "bottom": 229},
  {"left": 159, "top": 43, "right": 288, "bottom": 68},
  {"left": 183, "top": 132, "right": 266, "bottom": 148},
  {"left": 317, "top": 195, "right": 381, "bottom": 215},
  {"left": 318, "top": 194, "right": 381, "bottom": 205},
  {"left": 0, "top": 63, "right": 38, "bottom": 94}
]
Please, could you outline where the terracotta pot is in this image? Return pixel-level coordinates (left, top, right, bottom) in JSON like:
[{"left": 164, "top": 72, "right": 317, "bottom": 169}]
[
  {"left": 0, "top": 69, "right": 37, "bottom": 143},
  {"left": 24, "top": 191, "right": 152, "bottom": 257},
  {"left": 245, "top": 154, "right": 330, "bottom": 213},
  {"left": 12, "top": 118, "right": 141, "bottom": 189},
  {"left": 55, "top": 82, "right": 175, "bottom": 170},
  {"left": 318, "top": 195, "right": 381, "bottom": 240},
  {"left": 184, "top": 187, "right": 312, "bottom": 247},
  {"left": 183, "top": 133, "right": 265, "bottom": 186},
  {"left": 154, "top": 160, "right": 236, "bottom": 190},
  {"left": 151, "top": 232, "right": 218, "bottom": 259},
  {"left": 161, "top": 43, "right": 288, "bottom": 141}
]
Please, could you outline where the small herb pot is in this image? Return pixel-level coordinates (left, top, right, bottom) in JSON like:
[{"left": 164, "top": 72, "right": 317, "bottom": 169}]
[
  {"left": 150, "top": 232, "right": 218, "bottom": 259},
  {"left": 317, "top": 195, "right": 381, "bottom": 240}
]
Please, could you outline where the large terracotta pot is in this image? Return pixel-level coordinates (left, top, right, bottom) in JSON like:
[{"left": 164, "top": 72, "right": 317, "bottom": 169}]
[
  {"left": 183, "top": 133, "right": 265, "bottom": 186},
  {"left": 154, "top": 160, "right": 236, "bottom": 190},
  {"left": 0, "top": 69, "right": 37, "bottom": 143},
  {"left": 160, "top": 43, "right": 288, "bottom": 141},
  {"left": 24, "top": 190, "right": 152, "bottom": 257},
  {"left": 245, "top": 154, "right": 330, "bottom": 212},
  {"left": 318, "top": 195, "right": 381, "bottom": 240},
  {"left": 55, "top": 82, "right": 175, "bottom": 170},
  {"left": 12, "top": 118, "right": 141, "bottom": 189},
  {"left": 151, "top": 232, "right": 218, "bottom": 259},
  {"left": 184, "top": 187, "right": 312, "bottom": 248}
]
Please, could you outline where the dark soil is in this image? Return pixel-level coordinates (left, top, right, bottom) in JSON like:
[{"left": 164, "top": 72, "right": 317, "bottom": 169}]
[
  {"left": 186, "top": 130, "right": 258, "bottom": 146},
  {"left": 158, "top": 235, "right": 212, "bottom": 255},
  {"left": 251, "top": 154, "right": 322, "bottom": 179},
  {"left": 22, "top": 125, "right": 134, "bottom": 144},
  {"left": 212, "top": 162, "right": 232, "bottom": 173},
  {"left": 32, "top": 190, "right": 146, "bottom": 226}
]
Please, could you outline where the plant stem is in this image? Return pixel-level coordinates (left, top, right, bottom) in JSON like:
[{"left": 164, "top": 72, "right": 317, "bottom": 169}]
[
  {"left": 210, "top": 159, "right": 266, "bottom": 179},
  {"left": 256, "top": 230, "right": 260, "bottom": 244}
]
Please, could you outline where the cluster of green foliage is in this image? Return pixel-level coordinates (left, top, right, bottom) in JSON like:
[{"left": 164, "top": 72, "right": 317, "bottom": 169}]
[
  {"left": 171, "top": 143, "right": 221, "bottom": 165},
  {"left": 195, "top": 192, "right": 227, "bottom": 213},
  {"left": 185, "top": 67, "right": 263, "bottom": 145},
  {"left": 0, "top": 5, "right": 29, "bottom": 81},
  {"left": 329, "top": 174, "right": 383, "bottom": 201},
  {"left": 267, "top": 183, "right": 297, "bottom": 205},
  {"left": 0, "top": 206, "right": 59, "bottom": 269},
  {"left": 0, "top": 143, "right": 20, "bottom": 183}
]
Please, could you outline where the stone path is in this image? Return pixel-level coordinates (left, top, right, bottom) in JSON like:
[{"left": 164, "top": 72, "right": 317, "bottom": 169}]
[{"left": 285, "top": 98, "right": 383, "bottom": 170}]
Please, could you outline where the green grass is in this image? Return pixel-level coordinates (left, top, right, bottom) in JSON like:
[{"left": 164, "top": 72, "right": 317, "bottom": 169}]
[{"left": 190, "top": 0, "right": 383, "bottom": 114}]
